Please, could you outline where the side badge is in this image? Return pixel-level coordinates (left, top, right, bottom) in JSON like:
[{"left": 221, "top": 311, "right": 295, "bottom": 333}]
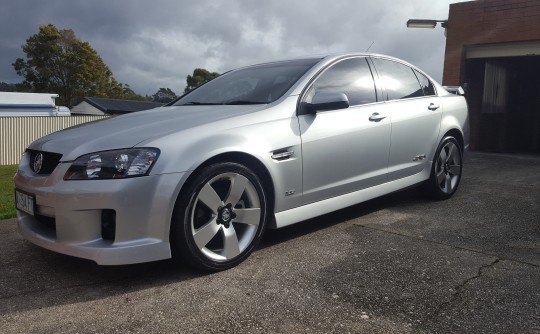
[{"left": 413, "top": 154, "right": 426, "bottom": 162}]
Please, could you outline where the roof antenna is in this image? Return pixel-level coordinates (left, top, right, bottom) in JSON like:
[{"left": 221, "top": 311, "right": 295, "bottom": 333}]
[{"left": 365, "top": 41, "right": 375, "bottom": 52}]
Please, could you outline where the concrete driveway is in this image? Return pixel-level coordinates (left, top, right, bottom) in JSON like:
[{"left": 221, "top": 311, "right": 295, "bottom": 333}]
[{"left": 1, "top": 152, "right": 539, "bottom": 333}]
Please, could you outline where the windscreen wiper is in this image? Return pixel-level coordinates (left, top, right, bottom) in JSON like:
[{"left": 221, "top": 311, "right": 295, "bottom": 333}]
[
  {"left": 180, "top": 101, "right": 223, "bottom": 106},
  {"left": 224, "top": 100, "right": 267, "bottom": 105}
]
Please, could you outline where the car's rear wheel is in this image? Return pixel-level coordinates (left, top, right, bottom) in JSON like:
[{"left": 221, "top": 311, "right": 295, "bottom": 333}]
[
  {"left": 171, "top": 162, "right": 267, "bottom": 271},
  {"left": 423, "top": 136, "right": 463, "bottom": 200}
]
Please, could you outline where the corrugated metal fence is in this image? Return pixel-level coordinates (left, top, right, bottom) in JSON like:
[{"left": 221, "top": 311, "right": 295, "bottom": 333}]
[{"left": 0, "top": 116, "right": 109, "bottom": 165}]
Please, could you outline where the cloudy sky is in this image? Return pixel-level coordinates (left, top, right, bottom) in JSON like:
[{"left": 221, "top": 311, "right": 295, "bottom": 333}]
[{"left": 0, "top": 0, "right": 468, "bottom": 96}]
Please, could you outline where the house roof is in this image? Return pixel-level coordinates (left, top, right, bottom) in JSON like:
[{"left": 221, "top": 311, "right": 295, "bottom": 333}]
[{"left": 83, "top": 97, "right": 165, "bottom": 114}]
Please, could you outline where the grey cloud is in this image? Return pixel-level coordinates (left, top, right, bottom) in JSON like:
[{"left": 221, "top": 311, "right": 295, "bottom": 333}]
[{"left": 0, "top": 0, "right": 465, "bottom": 96}]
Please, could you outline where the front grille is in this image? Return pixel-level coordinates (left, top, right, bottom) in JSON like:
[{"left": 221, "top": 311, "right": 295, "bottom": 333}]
[{"left": 27, "top": 150, "right": 62, "bottom": 175}]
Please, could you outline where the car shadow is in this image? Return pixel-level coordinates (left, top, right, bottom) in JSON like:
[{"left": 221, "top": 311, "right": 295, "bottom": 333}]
[
  {"left": 1, "top": 239, "right": 208, "bottom": 315},
  {"left": 2, "top": 187, "right": 425, "bottom": 316},
  {"left": 260, "top": 186, "right": 425, "bottom": 249}
]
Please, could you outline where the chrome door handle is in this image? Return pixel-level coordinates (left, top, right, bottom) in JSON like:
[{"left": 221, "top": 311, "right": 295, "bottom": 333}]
[
  {"left": 369, "top": 112, "right": 387, "bottom": 122},
  {"left": 428, "top": 103, "right": 440, "bottom": 110}
]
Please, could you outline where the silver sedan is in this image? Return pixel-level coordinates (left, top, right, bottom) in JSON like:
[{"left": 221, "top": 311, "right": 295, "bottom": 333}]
[{"left": 14, "top": 53, "right": 469, "bottom": 271}]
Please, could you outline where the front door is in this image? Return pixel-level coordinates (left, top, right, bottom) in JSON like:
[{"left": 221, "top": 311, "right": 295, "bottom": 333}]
[{"left": 299, "top": 57, "right": 391, "bottom": 205}]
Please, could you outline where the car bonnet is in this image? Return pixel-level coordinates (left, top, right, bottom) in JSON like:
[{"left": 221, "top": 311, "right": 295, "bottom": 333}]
[{"left": 27, "top": 105, "right": 266, "bottom": 161}]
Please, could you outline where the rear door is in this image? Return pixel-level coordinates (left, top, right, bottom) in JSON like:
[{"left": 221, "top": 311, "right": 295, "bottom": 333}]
[{"left": 371, "top": 57, "right": 442, "bottom": 181}]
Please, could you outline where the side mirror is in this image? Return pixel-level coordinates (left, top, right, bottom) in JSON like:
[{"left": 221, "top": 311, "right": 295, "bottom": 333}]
[
  {"left": 300, "top": 92, "right": 350, "bottom": 114},
  {"left": 443, "top": 86, "right": 465, "bottom": 96}
]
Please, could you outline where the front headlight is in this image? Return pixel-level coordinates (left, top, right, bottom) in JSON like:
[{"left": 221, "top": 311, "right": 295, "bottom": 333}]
[{"left": 64, "top": 148, "right": 160, "bottom": 180}]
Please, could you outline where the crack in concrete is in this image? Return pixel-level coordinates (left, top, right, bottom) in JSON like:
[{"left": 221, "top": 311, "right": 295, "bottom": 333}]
[
  {"left": 352, "top": 224, "right": 516, "bottom": 324},
  {"left": 430, "top": 257, "right": 501, "bottom": 320},
  {"left": 356, "top": 224, "right": 540, "bottom": 268}
]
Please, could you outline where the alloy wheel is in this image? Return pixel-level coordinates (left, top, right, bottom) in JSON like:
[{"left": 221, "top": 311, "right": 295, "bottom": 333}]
[
  {"left": 435, "top": 141, "right": 462, "bottom": 194},
  {"left": 190, "top": 172, "right": 262, "bottom": 262}
]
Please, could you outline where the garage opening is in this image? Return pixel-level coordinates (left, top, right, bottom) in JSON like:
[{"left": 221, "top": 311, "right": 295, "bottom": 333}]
[{"left": 463, "top": 45, "right": 540, "bottom": 153}]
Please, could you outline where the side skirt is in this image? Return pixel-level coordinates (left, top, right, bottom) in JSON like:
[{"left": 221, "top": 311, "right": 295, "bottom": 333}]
[{"left": 271, "top": 169, "right": 429, "bottom": 229}]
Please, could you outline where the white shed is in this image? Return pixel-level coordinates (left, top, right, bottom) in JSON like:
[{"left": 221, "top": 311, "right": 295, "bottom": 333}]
[{"left": 0, "top": 92, "right": 70, "bottom": 116}]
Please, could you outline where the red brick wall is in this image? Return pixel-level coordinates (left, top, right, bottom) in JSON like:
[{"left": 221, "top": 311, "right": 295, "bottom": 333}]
[{"left": 443, "top": 0, "right": 540, "bottom": 85}]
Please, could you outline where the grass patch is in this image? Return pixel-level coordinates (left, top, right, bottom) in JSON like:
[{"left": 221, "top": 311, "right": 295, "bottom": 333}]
[{"left": 0, "top": 165, "right": 18, "bottom": 220}]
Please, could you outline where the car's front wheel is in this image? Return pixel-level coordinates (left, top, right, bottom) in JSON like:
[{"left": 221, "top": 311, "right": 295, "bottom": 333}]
[
  {"left": 423, "top": 136, "right": 463, "bottom": 200},
  {"left": 171, "top": 162, "right": 267, "bottom": 271}
]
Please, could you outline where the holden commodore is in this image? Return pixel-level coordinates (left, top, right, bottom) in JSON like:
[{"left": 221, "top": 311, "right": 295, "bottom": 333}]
[{"left": 14, "top": 54, "right": 469, "bottom": 271}]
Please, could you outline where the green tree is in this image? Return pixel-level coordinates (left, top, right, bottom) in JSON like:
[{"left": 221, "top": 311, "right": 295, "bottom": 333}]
[
  {"left": 0, "top": 82, "right": 17, "bottom": 92},
  {"left": 110, "top": 83, "right": 146, "bottom": 101},
  {"left": 151, "top": 87, "right": 177, "bottom": 103},
  {"left": 12, "top": 24, "right": 129, "bottom": 107},
  {"left": 184, "top": 68, "right": 219, "bottom": 93}
]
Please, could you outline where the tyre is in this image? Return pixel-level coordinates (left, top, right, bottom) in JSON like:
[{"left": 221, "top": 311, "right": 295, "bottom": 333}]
[
  {"left": 423, "top": 136, "right": 463, "bottom": 200},
  {"left": 171, "top": 162, "right": 267, "bottom": 271}
]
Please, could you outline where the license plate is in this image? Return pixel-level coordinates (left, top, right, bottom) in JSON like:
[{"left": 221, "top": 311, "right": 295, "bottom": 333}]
[{"left": 15, "top": 189, "right": 35, "bottom": 216}]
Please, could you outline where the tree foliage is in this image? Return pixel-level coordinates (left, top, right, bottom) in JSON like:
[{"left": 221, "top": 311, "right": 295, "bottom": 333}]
[
  {"left": 12, "top": 24, "right": 143, "bottom": 107},
  {"left": 184, "top": 68, "right": 219, "bottom": 93},
  {"left": 150, "top": 87, "right": 177, "bottom": 103},
  {"left": 0, "top": 82, "right": 17, "bottom": 92},
  {"left": 116, "top": 84, "right": 147, "bottom": 101}
]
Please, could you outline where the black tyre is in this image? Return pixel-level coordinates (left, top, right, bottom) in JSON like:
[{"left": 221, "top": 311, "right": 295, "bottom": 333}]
[
  {"left": 423, "top": 136, "right": 463, "bottom": 200},
  {"left": 171, "top": 162, "right": 267, "bottom": 271}
]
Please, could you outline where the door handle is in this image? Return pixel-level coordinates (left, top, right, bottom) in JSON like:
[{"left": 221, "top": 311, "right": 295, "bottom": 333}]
[
  {"left": 369, "top": 112, "right": 387, "bottom": 122},
  {"left": 428, "top": 103, "right": 440, "bottom": 110}
]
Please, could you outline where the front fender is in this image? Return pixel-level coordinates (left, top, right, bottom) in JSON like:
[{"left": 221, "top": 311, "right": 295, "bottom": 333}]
[{"left": 142, "top": 114, "right": 304, "bottom": 215}]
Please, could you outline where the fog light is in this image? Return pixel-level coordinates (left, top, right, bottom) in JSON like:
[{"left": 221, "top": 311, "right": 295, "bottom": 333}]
[{"left": 101, "top": 209, "right": 116, "bottom": 241}]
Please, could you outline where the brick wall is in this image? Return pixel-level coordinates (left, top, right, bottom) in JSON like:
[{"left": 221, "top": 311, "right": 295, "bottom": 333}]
[{"left": 443, "top": 0, "right": 540, "bottom": 85}]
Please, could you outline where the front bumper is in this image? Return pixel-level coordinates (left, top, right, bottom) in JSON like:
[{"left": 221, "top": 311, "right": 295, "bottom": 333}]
[{"left": 14, "top": 153, "right": 187, "bottom": 265}]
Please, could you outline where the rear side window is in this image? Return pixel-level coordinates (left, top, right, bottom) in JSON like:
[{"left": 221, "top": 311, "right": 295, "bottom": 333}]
[
  {"left": 305, "top": 57, "right": 377, "bottom": 106},
  {"left": 372, "top": 58, "right": 423, "bottom": 100},
  {"left": 414, "top": 69, "right": 436, "bottom": 96}
]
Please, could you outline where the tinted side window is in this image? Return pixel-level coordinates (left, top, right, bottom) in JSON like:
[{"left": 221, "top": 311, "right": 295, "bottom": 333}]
[
  {"left": 305, "top": 57, "right": 376, "bottom": 106},
  {"left": 414, "top": 69, "right": 436, "bottom": 96},
  {"left": 373, "top": 58, "right": 423, "bottom": 100}
]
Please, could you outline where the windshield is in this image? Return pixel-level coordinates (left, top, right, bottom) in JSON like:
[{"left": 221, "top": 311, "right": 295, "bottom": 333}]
[{"left": 173, "top": 58, "right": 321, "bottom": 106}]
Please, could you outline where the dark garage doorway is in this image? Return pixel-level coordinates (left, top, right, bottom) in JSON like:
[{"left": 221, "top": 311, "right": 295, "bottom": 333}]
[{"left": 464, "top": 55, "right": 540, "bottom": 153}]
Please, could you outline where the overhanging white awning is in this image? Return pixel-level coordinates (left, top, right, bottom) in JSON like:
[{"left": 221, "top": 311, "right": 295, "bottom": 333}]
[{"left": 466, "top": 41, "right": 540, "bottom": 59}]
